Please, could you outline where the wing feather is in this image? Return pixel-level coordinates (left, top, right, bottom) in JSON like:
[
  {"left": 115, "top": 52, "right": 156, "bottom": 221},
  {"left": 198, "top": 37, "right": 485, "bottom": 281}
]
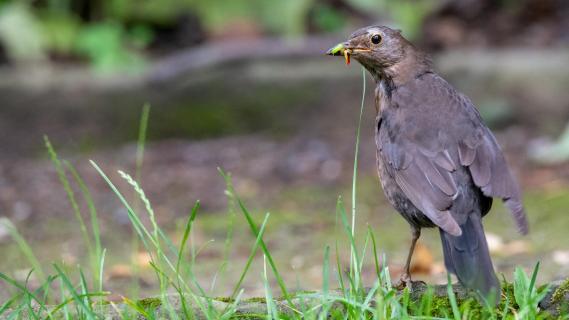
[
  {"left": 394, "top": 164, "right": 462, "bottom": 236},
  {"left": 380, "top": 137, "right": 461, "bottom": 235},
  {"left": 462, "top": 129, "right": 529, "bottom": 234}
]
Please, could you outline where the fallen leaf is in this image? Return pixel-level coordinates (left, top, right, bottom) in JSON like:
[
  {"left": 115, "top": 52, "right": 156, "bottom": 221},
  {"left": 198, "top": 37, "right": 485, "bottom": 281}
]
[
  {"left": 108, "top": 264, "right": 133, "bottom": 279},
  {"left": 410, "top": 242, "right": 434, "bottom": 274},
  {"left": 135, "top": 252, "right": 152, "bottom": 267}
]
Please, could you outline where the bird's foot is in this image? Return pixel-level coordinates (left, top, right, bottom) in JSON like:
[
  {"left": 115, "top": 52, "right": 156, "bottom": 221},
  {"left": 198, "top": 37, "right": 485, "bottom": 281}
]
[
  {"left": 394, "top": 273, "right": 412, "bottom": 290},
  {"left": 394, "top": 274, "right": 426, "bottom": 291}
]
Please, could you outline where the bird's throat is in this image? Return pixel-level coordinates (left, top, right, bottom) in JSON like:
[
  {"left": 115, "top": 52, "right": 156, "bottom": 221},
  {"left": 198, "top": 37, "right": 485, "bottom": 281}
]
[{"left": 379, "top": 76, "right": 396, "bottom": 100}]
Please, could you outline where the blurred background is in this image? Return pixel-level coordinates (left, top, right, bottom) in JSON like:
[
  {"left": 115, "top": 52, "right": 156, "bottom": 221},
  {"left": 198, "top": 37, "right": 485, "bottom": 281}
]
[{"left": 1, "top": 0, "right": 569, "bottom": 301}]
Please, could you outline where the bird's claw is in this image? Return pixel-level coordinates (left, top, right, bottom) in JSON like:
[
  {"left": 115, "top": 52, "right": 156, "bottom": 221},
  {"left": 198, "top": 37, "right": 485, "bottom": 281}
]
[
  {"left": 394, "top": 274, "right": 426, "bottom": 291},
  {"left": 394, "top": 273, "right": 412, "bottom": 290}
]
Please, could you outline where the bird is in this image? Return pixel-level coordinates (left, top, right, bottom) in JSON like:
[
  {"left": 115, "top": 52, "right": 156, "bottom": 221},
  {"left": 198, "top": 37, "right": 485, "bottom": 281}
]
[{"left": 327, "top": 26, "right": 528, "bottom": 303}]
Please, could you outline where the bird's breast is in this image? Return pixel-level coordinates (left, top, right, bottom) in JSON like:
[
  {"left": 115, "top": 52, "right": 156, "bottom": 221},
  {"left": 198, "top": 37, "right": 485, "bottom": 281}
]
[{"left": 374, "top": 82, "right": 393, "bottom": 114}]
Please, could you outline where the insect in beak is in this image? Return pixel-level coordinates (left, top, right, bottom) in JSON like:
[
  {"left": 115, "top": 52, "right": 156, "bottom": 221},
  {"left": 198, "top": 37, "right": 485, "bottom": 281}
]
[
  {"left": 327, "top": 43, "right": 369, "bottom": 66},
  {"left": 344, "top": 49, "right": 351, "bottom": 65},
  {"left": 326, "top": 42, "right": 351, "bottom": 65}
]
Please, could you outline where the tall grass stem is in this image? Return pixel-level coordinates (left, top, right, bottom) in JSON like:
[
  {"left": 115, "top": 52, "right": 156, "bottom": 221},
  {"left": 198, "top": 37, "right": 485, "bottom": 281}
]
[{"left": 349, "top": 67, "right": 367, "bottom": 286}]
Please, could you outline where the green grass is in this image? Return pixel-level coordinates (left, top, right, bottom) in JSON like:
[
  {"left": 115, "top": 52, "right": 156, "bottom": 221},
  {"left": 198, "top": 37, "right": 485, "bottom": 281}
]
[{"left": 0, "top": 91, "right": 566, "bottom": 319}]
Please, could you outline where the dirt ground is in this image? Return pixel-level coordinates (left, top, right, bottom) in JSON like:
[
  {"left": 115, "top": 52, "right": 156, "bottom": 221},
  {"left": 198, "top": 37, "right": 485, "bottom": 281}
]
[{"left": 1, "top": 119, "right": 569, "bottom": 301}]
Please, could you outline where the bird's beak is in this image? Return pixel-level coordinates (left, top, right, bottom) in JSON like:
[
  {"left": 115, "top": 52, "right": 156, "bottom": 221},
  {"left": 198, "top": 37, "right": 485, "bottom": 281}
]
[{"left": 326, "top": 42, "right": 352, "bottom": 65}]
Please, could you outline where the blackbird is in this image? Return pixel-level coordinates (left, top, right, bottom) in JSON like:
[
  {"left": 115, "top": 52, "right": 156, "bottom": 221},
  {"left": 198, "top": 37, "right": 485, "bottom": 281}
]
[{"left": 327, "top": 26, "right": 528, "bottom": 302}]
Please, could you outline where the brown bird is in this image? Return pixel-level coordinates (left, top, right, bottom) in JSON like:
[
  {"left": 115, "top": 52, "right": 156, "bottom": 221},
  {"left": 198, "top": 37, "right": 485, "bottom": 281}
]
[{"left": 327, "top": 26, "right": 528, "bottom": 303}]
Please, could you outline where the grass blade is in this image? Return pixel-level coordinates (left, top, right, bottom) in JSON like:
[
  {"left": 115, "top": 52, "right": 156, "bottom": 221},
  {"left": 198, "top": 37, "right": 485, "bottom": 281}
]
[
  {"left": 53, "top": 264, "right": 97, "bottom": 320},
  {"left": 446, "top": 273, "right": 461, "bottom": 320},
  {"left": 229, "top": 213, "right": 271, "bottom": 299},
  {"left": 528, "top": 261, "right": 540, "bottom": 296},
  {"left": 368, "top": 226, "right": 381, "bottom": 279},
  {"left": 0, "top": 219, "right": 45, "bottom": 283},
  {"left": 176, "top": 201, "right": 200, "bottom": 275},
  {"left": 322, "top": 245, "right": 330, "bottom": 296},
  {"left": 136, "top": 103, "right": 150, "bottom": 183},
  {"left": 349, "top": 66, "right": 367, "bottom": 286},
  {"left": 235, "top": 198, "right": 295, "bottom": 308},
  {"left": 218, "top": 168, "right": 294, "bottom": 308},
  {"left": 334, "top": 241, "right": 346, "bottom": 295},
  {"left": 45, "top": 137, "right": 94, "bottom": 260},
  {"left": 0, "top": 272, "right": 48, "bottom": 317},
  {"left": 64, "top": 161, "right": 102, "bottom": 267},
  {"left": 48, "top": 292, "right": 109, "bottom": 317}
]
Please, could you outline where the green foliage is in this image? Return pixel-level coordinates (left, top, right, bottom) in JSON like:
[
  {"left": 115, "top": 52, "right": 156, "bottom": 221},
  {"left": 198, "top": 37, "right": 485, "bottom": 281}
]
[
  {"left": 0, "top": 2, "right": 46, "bottom": 63},
  {"left": 0, "top": 0, "right": 439, "bottom": 70},
  {"left": 313, "top": 4, "right": 346, "bottom": 33},
  {"left": 512, "top": 263, "right": 551, "bottom": 319},
  {"left": 387, "top": 0, "right": 437, "bottom": 40},
  {"left": 104, "top": 0, "right": 193, "bottom": 24},
  {"left": 338, "top": 0, "right": 438, "bottom": 40},
  {"left": 0, "top": 0, "right": 152, "bottom": 72},
  {"left": 39, "top": 11, "right": 81, "bottom": 55},
  {"left": 76, "top": 21, "right": 146, "bottom": 73},
  {"left": 136, "top": 297, "right": 162, "bottom": 311}
]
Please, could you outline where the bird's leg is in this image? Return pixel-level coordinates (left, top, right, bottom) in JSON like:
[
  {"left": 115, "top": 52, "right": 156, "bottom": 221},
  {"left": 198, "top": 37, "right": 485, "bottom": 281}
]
[{"left": 396, "top": 227, "right": 421, "bottom": 290}]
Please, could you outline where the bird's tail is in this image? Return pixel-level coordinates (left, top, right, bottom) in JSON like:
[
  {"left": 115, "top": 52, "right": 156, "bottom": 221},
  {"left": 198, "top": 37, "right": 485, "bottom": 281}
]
[{"left": 439, "top": 213, "right": 501, "bottom": 304}]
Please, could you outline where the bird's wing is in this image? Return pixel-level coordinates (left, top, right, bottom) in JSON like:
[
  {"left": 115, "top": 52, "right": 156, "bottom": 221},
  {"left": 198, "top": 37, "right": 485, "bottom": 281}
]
[
  {"left": 458, "top": 120, "right": 529, "bottom": 234},
  {"left": 379, "top": 124, "right": 461, "bottom": 236},
  {"left": 378, "top": 73, "right": 528, "bottom": 235}
]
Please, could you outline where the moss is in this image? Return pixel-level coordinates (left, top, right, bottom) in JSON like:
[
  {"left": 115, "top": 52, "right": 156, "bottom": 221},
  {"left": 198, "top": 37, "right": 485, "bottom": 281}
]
[
  {"left": 214, "top": 296, "right": 236, "bottom": 303},
  {"left": 427, "top": 296, "right": 481, "bottom": 318},
  {"left": 294, "top": 290, "right": 317, "bottom": 295},
  {"left": 136, "top": 297, "right": 162, "bottom": 310},
  {"left": 287, "top": 290, "right": 317, "bottom": 299},
  {"left": 458, "top": 299, "right": 484, "bottom": 319},
  {"left": 141, "top": 81, "right": 315, "bottom": 142},
  {"left": 500, "top": 281, "right": 518, "bottom": 309},
  {"left": 245, "top": 290, "right": 317, "bottom": 303},
  {"left": 213, "top": 296, "right": 267, "bottom": 304},
  {"left": 230, "top": 313, "right": 266, "bottom": 319},
  {"left": 551, "top": 278, "right": 569, "bottom": 315},
  {"left": 429, "top": 295, "right": 453, "bottom": 317},
  {"left": 213, "top": 297, "right": 267, "bottom": 303},
  {"left": 410, "top": 286, "right": 490, "bottom": 318},
  {"left": 243, "top": 297, "right": 267, "bottom": 304},
  {"left": 551, "top": 278, "right": 569, "bottom": 304}
]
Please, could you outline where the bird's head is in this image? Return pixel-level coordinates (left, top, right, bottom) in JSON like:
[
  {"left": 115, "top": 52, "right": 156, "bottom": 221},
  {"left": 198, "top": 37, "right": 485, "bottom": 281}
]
[{"left": 327, "top": 26, "right": 429, "bottom": 83}]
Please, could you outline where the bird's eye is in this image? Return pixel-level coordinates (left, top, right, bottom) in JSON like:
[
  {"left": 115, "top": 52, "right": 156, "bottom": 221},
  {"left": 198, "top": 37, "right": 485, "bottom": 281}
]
[{"left": 371, "top": 34, "right": 382, "bottom": 44}]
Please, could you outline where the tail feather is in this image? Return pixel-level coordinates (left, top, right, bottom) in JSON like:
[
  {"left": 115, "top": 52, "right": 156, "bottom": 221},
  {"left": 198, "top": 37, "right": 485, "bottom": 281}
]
[{"left": 439, "top": 213, "right": 500, "bottom": 304}]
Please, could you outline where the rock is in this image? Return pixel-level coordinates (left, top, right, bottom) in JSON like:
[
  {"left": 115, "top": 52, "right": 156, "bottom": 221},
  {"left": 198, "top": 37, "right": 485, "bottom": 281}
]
[
  {"left": 487, "top": 236, "right": 531, "bottom": 257},
  {"left": 539, "top": 278, "right": 569, "bottom": 317},
  {"left": 529, "top": 123, "right": 569, "bottom": 164},
  {"left": 500, "top": 240, "right": 531, "bottom": 256},
  {"left": 553, "top": 250, "right": 569, "bottom": 266}
]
